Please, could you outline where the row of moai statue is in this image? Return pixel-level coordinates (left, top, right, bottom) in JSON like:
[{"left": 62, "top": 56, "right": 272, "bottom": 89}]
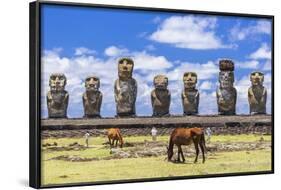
[{"left": 46, "top": 58, "right": 267, "bottom": 118}]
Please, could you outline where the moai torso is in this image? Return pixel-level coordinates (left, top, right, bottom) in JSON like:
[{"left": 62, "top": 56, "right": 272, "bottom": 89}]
[
  {"left": 47, "top": 73, "right": 69, "bottom": 118},
  {"left": 216, "top": 60, "right": 237, "bottom": 115},
  {"left": 83, "top": 76, "right": 103, "bottom": 118},
  {"left": 182, "top": 72, "right": 199, "bottom": 115},
  {"left": 248, "top": 71, "right": 267, "bottom": 114},
  {"left": 114, "top": 58, "right": 137, "bottom": 117},
  {"left": 151, "top": 75, "right": 170, "bottom": 116}
]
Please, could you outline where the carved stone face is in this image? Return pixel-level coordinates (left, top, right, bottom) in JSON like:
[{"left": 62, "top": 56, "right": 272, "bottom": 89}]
[
  {"left": 118, "top": 58, "right": 134, "bottom": 79},
  {"left": 85, "top": 76, "right": 100, "bottom": 92},
  {"left": 49, "top": 73, "right": 67, "bottom": 92},
  {"left": 154, "top": 75, "right": 168, "bottom": 90},
  {"left": 183, "top": 72, "right": 197, "bottom": 89},
  {"left": 250, "top": 71, "right": 264, "bottom": 86},
  {"left": 219, "top": 71, "right": 234, "bottom": 88}
]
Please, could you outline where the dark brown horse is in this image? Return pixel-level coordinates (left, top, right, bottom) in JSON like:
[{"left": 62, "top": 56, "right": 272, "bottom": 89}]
[
  {"left": 107, "top": 128, "right": 124, "bottom": 148},
  {"left": 167, "top": 125, "right": 206, "bottom": 163}
]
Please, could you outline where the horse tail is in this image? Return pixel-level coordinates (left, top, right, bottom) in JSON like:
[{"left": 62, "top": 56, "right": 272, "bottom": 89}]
[
  {"left": 117, "top": 129, "right": 124, "bottom": 148},
  {"left": 167, "top": 131, "right": 175, "bottom": 161},
  {"left": 201, "top": 131, "right": 207, "bottom": 153}
]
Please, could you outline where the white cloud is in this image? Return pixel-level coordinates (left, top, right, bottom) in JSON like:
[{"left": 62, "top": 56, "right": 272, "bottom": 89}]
[
  {"left": 236, "top": 60, "right": 259, "bottom": 69},
  {"left": 200, "top": 81, "right": 213, "bottom": 90},
  {"left": 133, "top": 51, "right": 172, "bottom": 71},
  {"left": 145, "top": 44, "right": 156, "bottom": 51},
  {"left": 104, "top": 46, "right": 128, "bottom": 57},
  {"left": 262, "top": 60, "right": 272, "bottom": 71},
  {"left": 74, "top": 47, "right": 96, "bottom": 56},
  {"left": 199, "top": 91, "right": 218, "bottom": 114},
  {"left": 230, "top": 20, "right": 271, "bottom": 41},
  {"left": 152, "top": 16, "right": 161, "bottom": 24},
  {"left": 149, "top": 15, "right": 230, "bottom": 50},
  {"left": 249, "top": 43, "right": 271, "bottom": 60},
  {"left": 167, "top": 61, "right": 219, "bottom": 81}
]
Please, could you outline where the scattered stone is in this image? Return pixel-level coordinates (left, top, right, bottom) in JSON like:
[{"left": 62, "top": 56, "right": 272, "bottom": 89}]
[
  {"left": 69, "top": 142, "right": 79, "bottom": 146},
  {"left": 42, "top": 143, "right": 52, "bottom": 147},
  {"left": 47, "top": 140, "right": 271, "bottom": 162},
  {"left": 50, "top": 155, "right": 99, "bottom": 162},
  {"left": 59, "top": 175, "right": 68, "bottom": 178},
  {"left": 43, "top": 142, "right": 87, "bottom": 152}
]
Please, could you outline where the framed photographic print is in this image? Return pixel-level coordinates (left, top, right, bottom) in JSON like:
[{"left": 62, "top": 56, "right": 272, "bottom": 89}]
[{"left": 29, "top": 0, "right": 274, "bottom": 188}]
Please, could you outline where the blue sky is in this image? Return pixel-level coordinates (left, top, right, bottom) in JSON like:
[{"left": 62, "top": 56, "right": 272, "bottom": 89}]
[{"left": 41, "top": 4, "right": 272, "bottom": 118}]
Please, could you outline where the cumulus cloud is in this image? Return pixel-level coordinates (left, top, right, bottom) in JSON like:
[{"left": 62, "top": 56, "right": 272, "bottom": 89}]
[
  {"left": 104, "top": 46, "right": 129, "bottom": 57},
  {"left": 236, "top": 60, "right": 260, "bottom": 69},
  {"left": 74, "top": 47, "right": 96, "bottom": 56},
  {"left": 233, "top": 44, "right": 272, "bottom": 71},
  {"left": 230, "top": 20, "right": 271, "bottom": 41},
  {"left": 145, "top": 44, "right": 156, "bottom": 51},
  {"left": 262, "top": 60, "right": 272, "bottom": 71},
  {"left": 200, "top": 81, "right": 213, "bottom": 90},
  {"left": 249, "top": 43, "right": 271, "bottom": 60},
  {"left": 166, "top": 61, "right": 219, "bottom": 81},
  {"left": 133, "top": 51, "right": 172, "bottom": 71},
  {"left": 149, "top": 15, "right": 230, "bottom": 50}
]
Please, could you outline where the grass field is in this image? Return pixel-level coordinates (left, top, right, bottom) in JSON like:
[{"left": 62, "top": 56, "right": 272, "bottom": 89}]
[{"left": 41, "top": 134, "right": 272, "bottom": 186}]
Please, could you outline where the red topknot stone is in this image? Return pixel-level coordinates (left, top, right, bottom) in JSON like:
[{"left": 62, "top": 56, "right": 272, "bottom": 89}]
[{"left": 219, "top": 59, "right": 234, "bottom": 71}]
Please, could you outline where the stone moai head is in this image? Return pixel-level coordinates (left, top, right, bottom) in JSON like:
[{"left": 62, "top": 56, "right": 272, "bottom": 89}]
[
  {"left": 47, "top": 73, "right": 69, "bottom": 118},
  {"left": 118, "top": 57, "right": 134, "bottom": 80},
  {"left": 85, "top": 76, "right": 100, "bottom": 92},
  {"left": 183, "top": 72, "right": 197, "bottom": 89},
  {"left": 219, "top": 59, "right": 235, "bottom": 88},
  {"left": 151, "top": 74, "right": 170, "bottom": 117},
  {"left": 216, "top": 59, "right": 237, "bottom": 115},
  {"left": 248, "top": 71, "right": 266, "bottom": 114},
  {"left": 83, "top": 76, "right": 102, "bottom": 118},
  {"left": 154, "top": 75, "right": 168, "bottom": 90},
  {"left": 115, "top": 57, "right": 137, "bottom": 117},
  {"left": 250, "top": 71, "right": 264, "bottom": 86},
  {"left": 182, "top": 72, "right": 199, "bottom": 115},
  {"left": 49, "top": 73, "right": 67, "bottom": 92}
]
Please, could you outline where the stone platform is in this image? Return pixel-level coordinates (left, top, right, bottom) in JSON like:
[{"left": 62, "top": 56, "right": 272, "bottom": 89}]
[{"left": 41, "top": 114, "right": 272, "bottom": 130}]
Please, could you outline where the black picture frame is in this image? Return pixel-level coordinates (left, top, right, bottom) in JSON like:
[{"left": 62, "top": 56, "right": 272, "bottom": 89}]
[{"left": 29, "top": 1, "right": 274, "bottom": 188}]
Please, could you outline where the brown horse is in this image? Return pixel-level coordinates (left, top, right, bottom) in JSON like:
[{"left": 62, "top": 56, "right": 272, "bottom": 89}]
[
  {"left": 107, "top": 128, "right": 124, "bottom": 148},
  {"left": 167, "top": 126, "right": 206, "bottom": 163}
]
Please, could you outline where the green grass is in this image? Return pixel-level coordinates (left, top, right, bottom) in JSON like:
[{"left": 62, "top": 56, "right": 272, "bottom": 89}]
[
  {"left": 42, "top": 150, "right": 271, "bottom": 186},
  {"left": 41, "top": 134, "right": 272, "bottom": 186}
]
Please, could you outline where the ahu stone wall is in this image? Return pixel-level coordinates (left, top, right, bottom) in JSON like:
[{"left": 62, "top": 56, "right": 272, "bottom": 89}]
[{"left": 41, "top": 123, "right": 271, "bottom": 139}]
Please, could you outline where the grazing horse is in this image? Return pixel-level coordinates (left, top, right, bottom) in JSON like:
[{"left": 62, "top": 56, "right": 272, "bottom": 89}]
[
  {"left": 107, "top": 128, "right": 124, "bottom": 148},
  {"left": 167, "top": 126, "right": 206, "bottom": 163}
]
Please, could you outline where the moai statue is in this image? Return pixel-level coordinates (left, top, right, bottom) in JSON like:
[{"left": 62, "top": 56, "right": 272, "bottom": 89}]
[
  {"left": 82, "top": 76, "right": 103, "bottom": 118},
  {"left": 114, "top": 57, "right": 137, "bottom": 117},
  {"left": 182, "top": 72, "right": 199, "bottom": 115},
  {"left": 47, "top": 73, "right": 69, "bottom": 118},
  {"left": 248, "top": 71, "right": 267, "bottom": 114},
  {"left": 151, "top": 75, "right": 171, "bottom": 116},
  {"left": 216, "top": 59, "right": 237, "bottom": 115}
]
